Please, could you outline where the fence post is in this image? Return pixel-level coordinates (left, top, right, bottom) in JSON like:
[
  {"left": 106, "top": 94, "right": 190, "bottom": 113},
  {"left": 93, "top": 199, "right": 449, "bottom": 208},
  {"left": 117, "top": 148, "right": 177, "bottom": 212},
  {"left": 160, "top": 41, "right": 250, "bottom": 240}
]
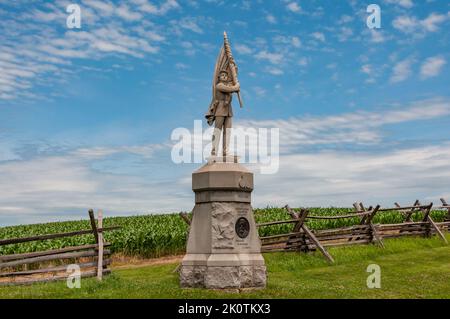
[
  {"left": 179, "top": 211, "right": 191, "bottom": 226},
  {"left": 286, "top": 208, "right": 308, "bottom": 251},
  {"left": 403, "top": 200, "right": 420, "bottom": 222},
  {"left": 350, "top": 202, "right": 370, "bottom": 242},
  {"left": 422, "top": 203, "right": 447, "bottom": 243},
  {"left": 421, "top": 203, "right": 432, "bottom": 238},
  {"left": 366, "top": 205, "right": 384, "bottom": 248},
  {"left": 301, "top": 224, "right": 334, "bottom": 263},
  {"left": 284, "top": 205, "right": 298, "bottom": 219},
  {"left": 97, "top": 210, "right": 104, "bottom": 281},
  {"left": 441, "top": 198, "right": 450, "bottom": 221},
  {"left": 88, "top": 209, "right": 99, "bottom": 244},
  {"left": 396, "top": 200, "right": 420, "bottom": 234}
]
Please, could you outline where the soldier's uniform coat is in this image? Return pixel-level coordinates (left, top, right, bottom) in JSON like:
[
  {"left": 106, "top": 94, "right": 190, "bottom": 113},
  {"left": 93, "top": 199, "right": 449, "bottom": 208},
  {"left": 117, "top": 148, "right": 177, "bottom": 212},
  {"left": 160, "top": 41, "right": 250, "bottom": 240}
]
[{"left": 205, "top": 82, "right": 238, "bottom": 124}]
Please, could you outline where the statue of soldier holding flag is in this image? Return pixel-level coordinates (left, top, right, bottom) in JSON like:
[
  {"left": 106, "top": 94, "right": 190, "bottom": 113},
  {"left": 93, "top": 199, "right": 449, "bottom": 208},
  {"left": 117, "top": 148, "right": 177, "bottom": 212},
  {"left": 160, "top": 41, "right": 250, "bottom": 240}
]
[{"left": 205, "top": 32, "right": 243, "bottom": 156}]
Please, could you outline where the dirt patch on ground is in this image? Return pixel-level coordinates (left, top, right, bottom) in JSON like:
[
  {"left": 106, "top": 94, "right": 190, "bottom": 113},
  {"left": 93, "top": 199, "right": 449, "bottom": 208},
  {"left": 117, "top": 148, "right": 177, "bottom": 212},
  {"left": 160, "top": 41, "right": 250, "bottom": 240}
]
[
  {"left": 0, "top": 255, "right": 183, "bottom": 285},
  {"left": 111, "top": 254, "right": 183, "bottom": 270}
]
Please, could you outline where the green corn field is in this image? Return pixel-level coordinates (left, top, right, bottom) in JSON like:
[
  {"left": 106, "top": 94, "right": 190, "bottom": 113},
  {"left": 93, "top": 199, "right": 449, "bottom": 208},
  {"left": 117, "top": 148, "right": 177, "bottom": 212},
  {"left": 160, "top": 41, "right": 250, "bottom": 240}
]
[{"left": 0, "top": 207, "right": 447, "bottom": 258}]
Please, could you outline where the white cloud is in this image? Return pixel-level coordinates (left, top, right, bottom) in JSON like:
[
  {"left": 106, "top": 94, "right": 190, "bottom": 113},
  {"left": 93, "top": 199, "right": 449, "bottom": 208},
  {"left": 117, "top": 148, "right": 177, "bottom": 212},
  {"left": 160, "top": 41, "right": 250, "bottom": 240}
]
[
  {"left": 116, "top": 4, "right": 142, "bottom": 21},
  {"left": 72, "top": 144, "right": 161, "bottom": 159},
  {"left": 286, "top": 2, "right": 301, "bottom": 13},
  {"left": 132, "top": 0, "right": 180, "bottom": 15},
  {"left": 240, "top": 99, "right": 450, "bottom": 149},
  {"left": 253, "top": 86, "right": 266, "bottom": 97},
  {"left": 31, "top": 6, "right": 66, "bottom": 22},
  {"left": 421, "top": 13, "right": 447, "bottom": 32},
  {"left": 273, "top": 35, "right": 301, "bottom": 49},
  {"left": 338, "top": 27, "right": 353, "bottom": 42},
  {"left": 337, "top": 15, "right": 353, "bottom": 24},
  {"left": 291, "top": 36, "right": 301, "bottom": 48},
  {"left": 255, "top": 51, "right": 284, "bottom": 65},
  {"left": 392, "top": 15, "right": 417, "bottom": 33},
  {"left": 265, "top": 67, "right": 284, "bottom": 75},
  {"left": 84, "top": 0, "right": 115, "bottom": 16},
  {"left": 1, "top": 99, "right": 450, "bottom": 224},
  {"left": 234, "top": 44, "right": 253, "bottom": 55},
  {"left": 0, "top": 153, "right": 189, "bottom": 225},
  {"left": 0, "top": 2, "right": 168, "bottom": 101},
  {"left": 361, "top": 64, "right": 372, "bottom": 75},
  {"left": 175, "top": 62, "right": 189, "bottom": 70},
  {"left": 266, "top": 14, "right": 277, "bottom": 24},
  {"left": 0, "top": 141, "right": 20, "bottom": 162},
  {"left": 3, "top": 141, "right": 450, "bottom": 225},
  {"left": 310, "top": 32, "right": 326, "bottom": 42},
  {"left": 360, "top": 61, "right": 386, "bottom": 84},
  {"left": 176, "top": 17, "right": 204, "bottom": 34},
  {"left": 369, "top": 29, "right": 386, "bottom": 43},
  {"left": 254, "top": 143, "right": 450, "bottom": 208},
  {"left": 87, "top": 0, "right": 179, "bottom": 16},
  {"left": 420, "top": 56, "right": 446, "bottom": 79},
  {"left": 298, "top": 57, "right": 308, "bottom": 66},
  {"left": 135, "top": 28, "right": 166, "bottom": 42},
  {"left": 385, "top": 0, "right": 413, "bottom": 9},
  {"left": 393, "top": 12, "right": 447, "bottom": 35},
  {"left": 390, "top": 57, "right": 413, "bottom": 83}
]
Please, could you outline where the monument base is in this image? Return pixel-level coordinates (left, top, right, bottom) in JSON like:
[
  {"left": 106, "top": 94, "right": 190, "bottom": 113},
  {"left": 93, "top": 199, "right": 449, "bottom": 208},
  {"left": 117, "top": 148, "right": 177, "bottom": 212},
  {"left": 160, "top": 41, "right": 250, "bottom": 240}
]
[
  {"left": 179, "top": 157, "right": 267, "bottom": 289},
  {"left": 180, "top": 264, "right": 266, "bottom": 289}
]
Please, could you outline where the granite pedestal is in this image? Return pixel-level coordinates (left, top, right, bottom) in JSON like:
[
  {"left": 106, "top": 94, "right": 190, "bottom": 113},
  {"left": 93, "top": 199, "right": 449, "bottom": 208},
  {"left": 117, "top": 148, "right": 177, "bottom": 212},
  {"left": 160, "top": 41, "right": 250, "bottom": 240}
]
[{"left": 179, "top": 156, "right": 267, "bottom": 289}]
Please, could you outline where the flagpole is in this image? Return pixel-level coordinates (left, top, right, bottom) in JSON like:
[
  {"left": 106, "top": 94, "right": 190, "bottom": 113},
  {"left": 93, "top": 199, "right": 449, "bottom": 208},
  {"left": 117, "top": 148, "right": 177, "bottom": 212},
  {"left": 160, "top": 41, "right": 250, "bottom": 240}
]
[{"left": 223, "top": 32, "right": 243, "bottom": 108}]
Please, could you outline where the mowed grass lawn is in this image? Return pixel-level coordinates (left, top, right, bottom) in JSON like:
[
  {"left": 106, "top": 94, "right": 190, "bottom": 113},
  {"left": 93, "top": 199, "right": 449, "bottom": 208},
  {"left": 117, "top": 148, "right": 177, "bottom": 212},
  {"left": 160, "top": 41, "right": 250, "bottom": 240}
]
[{"left": 1, "top": 235, "right": 449, "bottom": 299}]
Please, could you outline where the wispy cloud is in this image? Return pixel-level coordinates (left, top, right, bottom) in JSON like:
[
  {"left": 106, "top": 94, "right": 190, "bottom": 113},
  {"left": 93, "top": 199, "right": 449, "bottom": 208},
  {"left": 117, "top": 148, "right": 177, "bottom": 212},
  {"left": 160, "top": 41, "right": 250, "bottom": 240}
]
[
  {"left": 265, "top": 66, "right": 284, "bottom": 75},
  {"left": 337, "top": 27, "right": 353, "bottom": 42},
  {"left": 176, "top": 17, "right": 204, "bottom": 34},
  {"left": 115, "top": 4, "right": 142, "bottom": 21},
  {"left": 369, "top": 29, "right": 387, "bottom": 43},
  {"left": 2, "top": 98, "right": 449, "bottom": 224},
  {"left": 0, "top": 152, "right": 188, "bottom": 225},
  {"left": 255, "top": 50, "right": 284, "bottom": 65},
  {"left": 420, "top": 56, "right": 446, "bottom": 79},
  {"left": 266, "top": 14, "right": 277, "bottom": 24},
  {"left": 384, "top": 0, "right": 414, "bottom": 9},
  {"left": 392, "top": 12, "right": 448, "bottom": 36},
  {"left": 337, "top": 15, "right": 353, "bottom": 24},
  {"left": 255, "top": 143, "right": 450, "bottom": 208},
  {"left": 252, "top": 86, "right": 266, "bottom": 97},
  {"left": 132, "top": 0, "right": 180, "bottom": 15},
  {"left": 234, "top": 44, "right": 253, "bottom": 55},
  {"left": 240, "top": 99, "right": 450, "bottom": 150},
  {"left": 0, "top": 2, "right": 170, "bottom": 101},
  {"left": 286, "top": 2, "right": 301, "bottom": 13},
  {"left": 310, "top": 32, "right": 326, "bottom": 42},
  {"left": 390, "top": 57, "right": 414, "bottom": 83}
]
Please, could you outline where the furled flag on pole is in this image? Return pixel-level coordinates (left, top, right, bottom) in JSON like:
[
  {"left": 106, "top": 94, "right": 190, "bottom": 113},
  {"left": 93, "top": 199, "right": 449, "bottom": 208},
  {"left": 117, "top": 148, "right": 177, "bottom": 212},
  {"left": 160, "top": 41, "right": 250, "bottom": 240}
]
[{"left": 205, "top": 32, "right": 243, "bottom": 126}]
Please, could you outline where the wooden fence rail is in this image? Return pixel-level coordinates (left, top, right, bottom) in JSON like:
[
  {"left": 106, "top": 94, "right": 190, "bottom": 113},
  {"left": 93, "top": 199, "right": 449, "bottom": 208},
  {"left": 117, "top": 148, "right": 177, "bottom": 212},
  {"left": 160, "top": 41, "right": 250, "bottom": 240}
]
[
  {"left": 0, "top": 210, "right": 120, "bottom": 286},
  {"left": 0, "top": 226, "right": 120, "bottom": 246},
  {"left": 258, "top": 201, "right": 449, "bottom": 262}
]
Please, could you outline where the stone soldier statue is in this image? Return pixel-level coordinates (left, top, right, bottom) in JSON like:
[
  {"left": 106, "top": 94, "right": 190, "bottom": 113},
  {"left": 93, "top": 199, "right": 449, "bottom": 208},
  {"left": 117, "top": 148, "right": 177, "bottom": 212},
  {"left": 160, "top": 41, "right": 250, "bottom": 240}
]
[
  {"left": 180, "top": 33, "right": 266, "bottom": 290},
  {"left": 205, "top": 32, "right": 243, "bottom": 157},
  {"left": 206, "top": 70, "right": 240, "bottom": 156}
]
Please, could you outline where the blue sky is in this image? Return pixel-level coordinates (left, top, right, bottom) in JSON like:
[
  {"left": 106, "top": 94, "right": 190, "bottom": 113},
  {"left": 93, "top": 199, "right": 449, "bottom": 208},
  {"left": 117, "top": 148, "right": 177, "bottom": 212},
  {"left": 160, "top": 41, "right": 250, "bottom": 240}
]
[{"left": 0, "top": 0, "right": 449, "bottom": 225}]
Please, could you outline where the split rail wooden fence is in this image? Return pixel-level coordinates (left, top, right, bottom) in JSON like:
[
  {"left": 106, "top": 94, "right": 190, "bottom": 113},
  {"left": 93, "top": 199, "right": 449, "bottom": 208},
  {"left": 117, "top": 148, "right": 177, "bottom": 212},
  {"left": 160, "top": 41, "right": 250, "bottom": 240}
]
[
  {"left": 258, "top": 200, "right": 450, "bottom": 263},
  {"left": 0, "top": 210, "right": 120, "bottom": 286}
]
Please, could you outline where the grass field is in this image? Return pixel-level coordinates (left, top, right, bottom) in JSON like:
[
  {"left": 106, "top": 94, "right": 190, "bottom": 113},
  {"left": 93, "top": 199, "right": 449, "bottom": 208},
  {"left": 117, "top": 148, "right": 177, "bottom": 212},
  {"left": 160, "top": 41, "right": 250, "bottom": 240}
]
[
  {"left": 0, "top": 207, "right": 447, "bottom": 258},
  {"left": 1, "top": 235, "right": 449, "bottom": 299}
]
